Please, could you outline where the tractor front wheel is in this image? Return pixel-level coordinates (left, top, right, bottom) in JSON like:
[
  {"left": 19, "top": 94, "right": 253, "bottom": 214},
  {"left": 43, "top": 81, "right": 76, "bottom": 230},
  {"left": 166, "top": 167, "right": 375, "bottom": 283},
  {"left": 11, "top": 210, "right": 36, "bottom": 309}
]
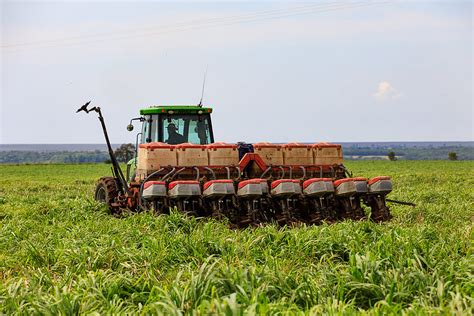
[{"left": 94, "top": 177, "right": 119, "bottom": 213}]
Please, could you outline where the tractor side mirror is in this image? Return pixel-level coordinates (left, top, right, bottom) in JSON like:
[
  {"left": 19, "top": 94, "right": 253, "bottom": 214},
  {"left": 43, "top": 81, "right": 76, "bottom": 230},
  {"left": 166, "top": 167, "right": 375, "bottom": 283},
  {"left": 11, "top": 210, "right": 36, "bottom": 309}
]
[{"left": 127, "top": 117, "right": 144, "bottom": 132}]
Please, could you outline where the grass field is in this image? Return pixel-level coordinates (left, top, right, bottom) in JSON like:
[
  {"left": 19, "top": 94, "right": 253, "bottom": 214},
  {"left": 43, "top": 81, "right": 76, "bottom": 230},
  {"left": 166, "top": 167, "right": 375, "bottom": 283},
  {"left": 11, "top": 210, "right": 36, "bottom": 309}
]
[{"left": 0, "top": 161, "right": 472, "bottom": 314}]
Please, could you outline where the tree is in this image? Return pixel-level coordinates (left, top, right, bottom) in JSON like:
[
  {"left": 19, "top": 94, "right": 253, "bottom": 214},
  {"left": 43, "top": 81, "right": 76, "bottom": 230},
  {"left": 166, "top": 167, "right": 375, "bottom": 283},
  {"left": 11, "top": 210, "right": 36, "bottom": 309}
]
[
  {"left": 448, "top": 152, "right": 458, "bottom": 161},
  {"left": 114, "top": 143, "right": 136, "bottom": 162},
  {"left": 387, "top": 151, "right": 397, "bottom": 161}
]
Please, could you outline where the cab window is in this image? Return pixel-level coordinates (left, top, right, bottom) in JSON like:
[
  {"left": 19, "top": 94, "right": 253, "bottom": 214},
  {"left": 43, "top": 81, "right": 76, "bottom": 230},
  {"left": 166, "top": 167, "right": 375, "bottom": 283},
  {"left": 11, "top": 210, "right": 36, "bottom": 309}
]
[
  {"left": 188, "top": 118, "right": 211, "bottom": 144},
  {"left": 140, "top": 114, "right": 213, "bottom": 144},
  {"left": 162, "top": 115, "right": 212, "bottom": 145},
  {"left": 141, "top": 115, "right": 151, "bottom": 143},
  {"left": 163, "top": 118, "right": 186, "bottom": 145}
]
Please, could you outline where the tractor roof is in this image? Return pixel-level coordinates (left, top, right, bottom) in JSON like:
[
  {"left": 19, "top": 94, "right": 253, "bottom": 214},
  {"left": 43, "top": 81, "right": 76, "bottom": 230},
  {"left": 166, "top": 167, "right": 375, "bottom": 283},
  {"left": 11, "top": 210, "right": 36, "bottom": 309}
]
[{"left": 140, "top": 105, "right": 213, "bottom": 115}]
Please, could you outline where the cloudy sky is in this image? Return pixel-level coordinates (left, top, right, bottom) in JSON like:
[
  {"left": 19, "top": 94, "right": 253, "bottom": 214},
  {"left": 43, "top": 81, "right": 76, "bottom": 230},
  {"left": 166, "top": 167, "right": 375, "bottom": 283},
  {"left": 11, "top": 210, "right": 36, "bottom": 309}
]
[{"left": 1, "top": 0, "right": 472, "bottom": 144}]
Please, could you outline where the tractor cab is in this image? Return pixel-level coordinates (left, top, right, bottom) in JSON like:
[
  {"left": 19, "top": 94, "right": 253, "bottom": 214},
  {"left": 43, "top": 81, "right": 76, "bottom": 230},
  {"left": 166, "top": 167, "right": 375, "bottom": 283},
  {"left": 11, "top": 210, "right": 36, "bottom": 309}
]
[{"left": 137, "top": 106, "right": 214, "bottom": 145}]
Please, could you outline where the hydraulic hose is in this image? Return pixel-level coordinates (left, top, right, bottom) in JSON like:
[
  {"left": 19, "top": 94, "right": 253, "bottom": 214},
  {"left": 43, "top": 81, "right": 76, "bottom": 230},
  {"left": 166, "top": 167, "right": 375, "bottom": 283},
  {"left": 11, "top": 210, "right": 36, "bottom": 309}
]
[
  {"left": 204, "top": 167, "right": 216, "bottom": 180},
  {"left": 169, "top": 167, "right": 186, "bottom": 181},
  {"left": 161, "top": 167, "right": 177, "bottom": 181},
  {"left": 299, "top": 166, "right": 306, "bottom": 180},
  {"left": 260, "top": 166, "right": 272, "bottom": 179},
  {"left": 278, "top": 166, "right": 285, "bottom": 179},
  {"left": 193, "top": 167, "right": 200, "bottom": 181}
]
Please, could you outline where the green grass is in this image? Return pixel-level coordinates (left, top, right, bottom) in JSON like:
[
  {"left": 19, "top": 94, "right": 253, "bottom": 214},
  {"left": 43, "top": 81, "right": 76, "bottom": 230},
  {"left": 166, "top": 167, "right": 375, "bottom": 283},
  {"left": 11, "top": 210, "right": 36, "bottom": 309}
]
[{"left": 0, "top": 161, "right": 473, "bottom": 314}]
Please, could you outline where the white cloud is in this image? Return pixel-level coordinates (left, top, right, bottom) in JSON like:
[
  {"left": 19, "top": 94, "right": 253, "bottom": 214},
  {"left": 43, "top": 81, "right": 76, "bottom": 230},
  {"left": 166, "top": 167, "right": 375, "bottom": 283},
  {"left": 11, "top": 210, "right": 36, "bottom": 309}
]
[{"left": 373, "top": 81, "right": 401, "bottom": 101}]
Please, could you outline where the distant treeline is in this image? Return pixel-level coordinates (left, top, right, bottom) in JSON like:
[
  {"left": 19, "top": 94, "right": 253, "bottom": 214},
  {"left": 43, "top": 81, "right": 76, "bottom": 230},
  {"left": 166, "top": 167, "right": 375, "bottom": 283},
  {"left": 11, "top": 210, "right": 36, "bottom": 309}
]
[
  {"left": 0, "top": 145, "right": 472, "bottom": 164},
  {"left": 0, "top": 150, "right": 110, "bottom": 164},
  {"left": 344, "top": 146, "right": 473, "bottom": 160}
]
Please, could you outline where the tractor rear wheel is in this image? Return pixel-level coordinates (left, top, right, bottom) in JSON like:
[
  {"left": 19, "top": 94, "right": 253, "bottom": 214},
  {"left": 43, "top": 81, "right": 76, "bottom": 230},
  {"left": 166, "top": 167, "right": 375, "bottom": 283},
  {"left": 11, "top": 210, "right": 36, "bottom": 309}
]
[{"left": 94, "top": 177, "right": 119, "bottom": 213}]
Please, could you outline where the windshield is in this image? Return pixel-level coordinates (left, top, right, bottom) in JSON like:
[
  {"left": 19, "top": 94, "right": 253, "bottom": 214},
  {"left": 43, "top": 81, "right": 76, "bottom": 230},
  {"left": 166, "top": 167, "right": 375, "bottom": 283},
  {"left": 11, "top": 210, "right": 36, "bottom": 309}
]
[{"left": 141, "top": 114, "right": 213, "bottom": 145}]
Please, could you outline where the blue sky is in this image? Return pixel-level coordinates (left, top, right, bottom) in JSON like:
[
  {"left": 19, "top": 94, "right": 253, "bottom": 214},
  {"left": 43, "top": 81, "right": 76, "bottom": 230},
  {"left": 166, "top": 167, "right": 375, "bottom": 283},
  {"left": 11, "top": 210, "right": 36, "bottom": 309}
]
[{"left": 1, "top": 0, "right": 472, "bottom": 144}]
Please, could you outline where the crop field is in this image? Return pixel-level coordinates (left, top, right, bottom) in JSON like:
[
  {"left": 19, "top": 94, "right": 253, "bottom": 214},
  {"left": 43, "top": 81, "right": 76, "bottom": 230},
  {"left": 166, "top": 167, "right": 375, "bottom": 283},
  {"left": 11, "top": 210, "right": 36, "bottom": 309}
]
[{"left": 0, "top": 161, "right": 472, "bottom": 314}]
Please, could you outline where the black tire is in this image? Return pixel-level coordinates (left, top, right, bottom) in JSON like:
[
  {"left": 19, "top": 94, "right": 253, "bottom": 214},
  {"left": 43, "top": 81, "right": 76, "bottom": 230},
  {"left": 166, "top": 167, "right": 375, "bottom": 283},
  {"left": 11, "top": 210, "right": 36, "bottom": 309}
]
[{"left": 94, "top": 177, "right": 118, "bottom": 213}]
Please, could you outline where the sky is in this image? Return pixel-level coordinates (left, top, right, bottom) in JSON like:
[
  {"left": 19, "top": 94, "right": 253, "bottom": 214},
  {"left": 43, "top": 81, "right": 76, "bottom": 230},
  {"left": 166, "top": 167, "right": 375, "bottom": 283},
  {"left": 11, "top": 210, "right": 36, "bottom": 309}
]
[{"left": 1, "top": 0, "right": 472, "bottom": 144}]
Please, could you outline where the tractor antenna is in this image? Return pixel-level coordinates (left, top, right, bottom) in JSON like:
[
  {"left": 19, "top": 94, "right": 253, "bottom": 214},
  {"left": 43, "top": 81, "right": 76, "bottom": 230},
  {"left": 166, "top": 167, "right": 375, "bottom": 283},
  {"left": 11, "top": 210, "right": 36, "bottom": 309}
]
[{"left": 198, "top": 67, "right": 207, "bottom": 107}]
